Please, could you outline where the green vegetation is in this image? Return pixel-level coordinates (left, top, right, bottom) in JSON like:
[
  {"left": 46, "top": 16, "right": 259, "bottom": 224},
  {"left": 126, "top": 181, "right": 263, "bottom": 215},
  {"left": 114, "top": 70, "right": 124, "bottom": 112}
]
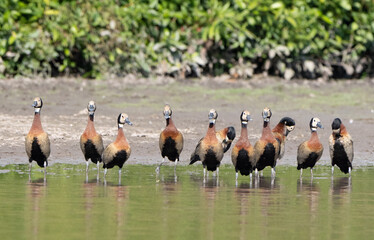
[{"left": 1, "top": 0, "right": 374, "bottom": 79}]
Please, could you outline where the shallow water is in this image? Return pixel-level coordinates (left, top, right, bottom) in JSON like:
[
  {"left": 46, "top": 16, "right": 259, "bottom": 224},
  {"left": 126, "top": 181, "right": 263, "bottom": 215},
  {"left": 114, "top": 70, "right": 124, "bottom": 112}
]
[{"left": 1, "top": 164, "right": 374, "bottom": 239}]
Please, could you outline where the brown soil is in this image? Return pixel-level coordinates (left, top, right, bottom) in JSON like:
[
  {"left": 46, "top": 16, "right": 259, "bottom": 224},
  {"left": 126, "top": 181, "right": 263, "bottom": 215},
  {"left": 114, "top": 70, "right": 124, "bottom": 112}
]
[{"left": 0, "top": 75, "right": 373, "bottom": 167}]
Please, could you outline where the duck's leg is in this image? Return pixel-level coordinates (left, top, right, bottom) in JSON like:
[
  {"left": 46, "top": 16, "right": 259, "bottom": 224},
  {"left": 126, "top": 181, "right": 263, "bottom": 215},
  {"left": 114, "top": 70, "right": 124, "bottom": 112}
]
[
  {"left": 118, "top": 168, "right": 122, "bottom": 185},
  {"left": 271, "top": 168, "right": 276, "bottom": 177},
  {"left": 174, "top": 159, "right": 178, "bottom": 173},
  {"left": 156, "top": 158, "right": 165, "bottom": 173},
  {"left": 203, "top": 167, "right": 207, "bottom": 184},
  {"left": 43, "top": 161, "right": 47, "bottom": 181},
  {"left": 172, "top": 159, "right": 178, "bottom": 182}
]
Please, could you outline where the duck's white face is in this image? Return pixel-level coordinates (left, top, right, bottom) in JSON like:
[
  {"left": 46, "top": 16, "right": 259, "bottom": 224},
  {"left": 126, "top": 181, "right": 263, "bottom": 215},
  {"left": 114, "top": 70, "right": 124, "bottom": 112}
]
[
  {"left": 118, "top": 113, "right": 133, "bottom": 127},
  {"left": 87, "top": 101, "right": 96, "bottom": 115},
  {"left": 33, "top": 97, "right": 42, "bottom": 108},
  {"left": 241, "top": 110, "right": 252, "bottom": 124},
  {"left": 208, "top": 109, "right": 218, "bottom": 124},
  {"left": 262, "top": 107, "right": 272, "bottom": 122},
  {"left": 32, "top": 97, "right": 43, "bottom": 113},
  {"left": 163, "top": 104, "right": 172, "bottom": 119},
  {"left": 286, "top": 125, "right": 295, "bottom": 132},
  {"left": 310, "top": 117, "right": 323, "bottom": 131}
]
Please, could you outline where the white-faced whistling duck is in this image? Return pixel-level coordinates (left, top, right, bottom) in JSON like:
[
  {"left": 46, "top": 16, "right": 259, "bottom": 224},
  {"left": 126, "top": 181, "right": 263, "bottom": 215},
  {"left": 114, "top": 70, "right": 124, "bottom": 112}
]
[
  {"left": 231, "top": 110, "right": 255, "bottom": 180},
  {"left": 297, "top": 117, "right": 324, "bottom": 178},
  {"left": 80, "top": 101, "right": 104, "bottom": 173},
  {"left": 254, "top": 108, "right": 280, "bottom": 177},
  {"left": 329, "top": 118, "right": 353, "bottom": 175},
  {"left": 156, "top": 104, "right": 184, "bottom": 173},
  {"left": 216, "top": 126, "right": 236, "bottom": 153},
  {"left": 103, "top": 113, "right": 133, "bottom": 178},
  {"left": 272, "top": 117, "right": 295, "bottom": 160},
  {"left": 190, "top": 109, "right": 224, "bottom": 177},
  {"left": 25, "top": 97, "right": 50, "bottom": 173}
]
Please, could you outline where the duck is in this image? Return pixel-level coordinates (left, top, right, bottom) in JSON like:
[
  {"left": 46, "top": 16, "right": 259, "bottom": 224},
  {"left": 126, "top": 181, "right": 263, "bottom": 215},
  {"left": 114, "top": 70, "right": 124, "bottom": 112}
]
[
  {"left": 156, "top": 104, "right": 184, "bottom": 173},
  {"left": 216, "top": 126, "right": 236, "bottom": 153},
  {"left": 80, "top": 101, "right": 104, "bottom": 172},
  {"left": 25, "top": 97, "right": 51, "bottom": 173},
  {"left": 329, "top": 118, "right": 353, "bottom": 175},
  {"left": 103, "top": 113, "right": 133, "bottom": 177},
  {"left": 189, "top": 109, "right": 224, "bottom": 177},
  {"left": 272, "top": 117, "right": 295, "bottom": 160},
  {"left": 297, "top": 117, "right": 324, "bottom": 177},
  {"left": 254, "top": 108, "right": 280, "bottom": 177},
  {"left": 231, "top": 110, "right": 255, "bottom": 179}
]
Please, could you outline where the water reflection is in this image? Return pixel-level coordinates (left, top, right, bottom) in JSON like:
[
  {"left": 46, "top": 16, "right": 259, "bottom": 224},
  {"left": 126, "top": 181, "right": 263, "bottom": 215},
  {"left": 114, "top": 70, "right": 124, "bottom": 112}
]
[
  {"left": 235, "top": 182, "right": 254, "bottom": 240},
  {"left": 199, "top": 176, "right": 220, "bottom": 240},
  {"left": 297, "top": 178, "right": 320, "bottom": 219},
  {"left": 5, "top": 165, "right": 374, "bottom": 239},
  {"left": 330, "top": 177, "right": 352, "bottom": 205},
  {"left": 113, "top": 185, "right": 129, "bottom": 239},
  {"left": 83, "top": 176, "right": 100, "bottom": 210},
  {"left": 101, "top": 182, "right": 129, "bottom": 239},
  {"left": 85, "top": 171, "right": 99, "bottom": 183},
  {"left": 235, "top": 182, "right": 252, "bottom": 216},
  {"left": 83, "top": 177, "right": 99, "bottom": 239},
  {"left": 256, "top": 176, "right": 278, "bottom": 190},
  {"left": 297, "top": 178, "right": 320, "bottom": 193},
  {"left": 331, "top": 177, "right": 352, "bottom": 195},
  {"left": 156, "top": 171, "right": 178, "bottom": 184},
  {"left": 103, "top": 176, "right": 124, "bottom": 187},
  {"left": 26, "top": 178, "right": 47, "bottom": 240},
  {"left": 157, "top": 173, "right": 180, "bottom": 193}
]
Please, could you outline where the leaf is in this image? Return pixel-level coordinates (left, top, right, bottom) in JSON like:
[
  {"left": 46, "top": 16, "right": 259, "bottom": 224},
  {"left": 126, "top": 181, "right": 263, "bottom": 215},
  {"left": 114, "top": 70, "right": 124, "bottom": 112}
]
[
  {"left": 44, "top": 9, "right": 59, "bottom": 16},
  {"left": 8, "top": 32, "right": 17, "bottom": 45},
  {"left": 321, "top": 15, "right": 332, "bottom": 24},
  {"left": 270, "top": 2, "right": 284, "bottom": 10},
  {"left": 340, "top": 0, "right": 351, "bottom": 11},
  {"left": 286, "top": 17, "right": 297, "bottom": 28},
  {"left": 351, "top": 22, "right": 359, "bottom": 31},
  {"left": 248, "top": 1, "right": 259, "bottom": 11}
]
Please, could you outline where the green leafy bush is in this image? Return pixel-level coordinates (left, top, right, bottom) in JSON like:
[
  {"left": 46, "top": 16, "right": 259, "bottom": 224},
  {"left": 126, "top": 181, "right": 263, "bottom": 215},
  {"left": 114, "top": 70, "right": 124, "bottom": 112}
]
[{"left": 0, "top": 0, "right": 373, "bottom": 79}]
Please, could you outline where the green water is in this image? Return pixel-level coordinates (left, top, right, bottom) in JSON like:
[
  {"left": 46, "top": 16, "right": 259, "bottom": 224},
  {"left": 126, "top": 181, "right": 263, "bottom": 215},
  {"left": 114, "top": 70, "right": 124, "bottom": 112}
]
[{"left": 0, "top": 164, "right": 374, "bottom": 240}]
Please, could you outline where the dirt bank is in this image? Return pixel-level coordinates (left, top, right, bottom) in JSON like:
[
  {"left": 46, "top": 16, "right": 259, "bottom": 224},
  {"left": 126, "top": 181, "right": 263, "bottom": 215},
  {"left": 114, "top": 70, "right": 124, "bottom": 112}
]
[{"left": 0, "top": 76, "right": 373, "bottom": 168}]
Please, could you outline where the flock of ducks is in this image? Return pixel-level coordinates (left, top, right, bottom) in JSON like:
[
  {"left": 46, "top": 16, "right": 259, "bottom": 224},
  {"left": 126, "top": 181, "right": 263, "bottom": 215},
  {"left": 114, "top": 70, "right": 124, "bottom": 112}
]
[{"left": 25, "top": 97, "right": 354, "bottom": 180}]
